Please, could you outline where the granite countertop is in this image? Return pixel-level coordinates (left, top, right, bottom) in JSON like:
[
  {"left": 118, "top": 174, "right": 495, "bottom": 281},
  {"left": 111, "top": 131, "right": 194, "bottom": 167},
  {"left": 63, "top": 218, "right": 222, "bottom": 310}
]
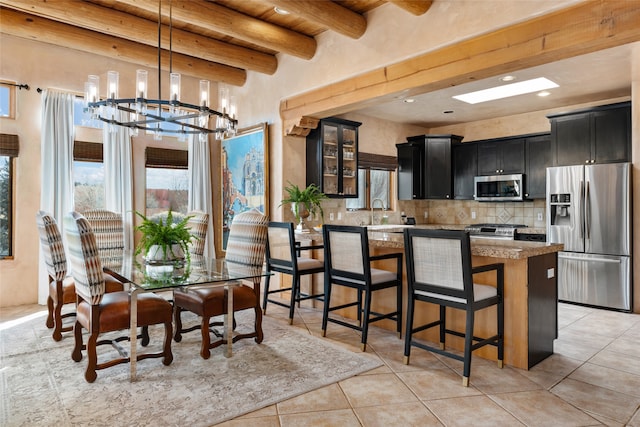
[
  {"left": 297, "top": 225, "right": 559, "bottom": 259},
  {"left": 367, "top": 230, "right": 563, "bottom": 260}
]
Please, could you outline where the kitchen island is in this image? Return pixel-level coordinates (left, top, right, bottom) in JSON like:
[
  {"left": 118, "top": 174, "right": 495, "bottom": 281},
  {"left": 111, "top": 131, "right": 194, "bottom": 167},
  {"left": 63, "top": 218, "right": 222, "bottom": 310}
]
[
  {"left": 363, "top": 229, "right": 563, "bottom": 370},
  {"left": 298, "top": 226, "right": 563, "bottom": 370}
]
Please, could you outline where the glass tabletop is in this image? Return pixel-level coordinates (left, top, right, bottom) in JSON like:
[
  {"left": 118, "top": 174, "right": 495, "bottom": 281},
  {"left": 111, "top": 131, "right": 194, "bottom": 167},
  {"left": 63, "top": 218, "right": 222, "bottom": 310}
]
[{"left": 103, "top": 251, "right": 270, "bottom": 292}]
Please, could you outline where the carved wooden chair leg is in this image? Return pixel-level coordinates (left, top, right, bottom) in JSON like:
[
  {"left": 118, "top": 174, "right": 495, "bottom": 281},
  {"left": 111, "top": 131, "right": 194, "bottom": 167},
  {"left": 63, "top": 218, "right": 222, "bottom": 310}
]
[{"left": 200, "top": 315, "right": 211, "bottom": 359}]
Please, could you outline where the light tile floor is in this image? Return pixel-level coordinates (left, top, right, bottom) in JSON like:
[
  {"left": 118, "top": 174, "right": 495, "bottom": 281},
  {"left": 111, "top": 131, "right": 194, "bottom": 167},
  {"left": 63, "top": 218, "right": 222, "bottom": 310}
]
[{"left": 2, "top": 301, "right": 639, "bottom": 426}]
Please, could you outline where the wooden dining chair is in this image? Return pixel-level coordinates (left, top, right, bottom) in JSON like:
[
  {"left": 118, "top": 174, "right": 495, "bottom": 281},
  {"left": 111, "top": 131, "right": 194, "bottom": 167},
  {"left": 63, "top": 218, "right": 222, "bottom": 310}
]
[
  {"left": 403, "top": 228, "right": 504, "bottom": 386},
  {"left": 173, "top": 209, "right": 268, "bottom": 359},
  {"left": 322, "top": 224, "right": 403, "bottom": 351},
  {"left": 65, "top": 211, "right": 173, "bottom": 382},
  {"left": 36, "top": 210, "right": 124, "bottom": 341},
  {"left": 263, "top": 221, "right": 324, "bottom": 324}
]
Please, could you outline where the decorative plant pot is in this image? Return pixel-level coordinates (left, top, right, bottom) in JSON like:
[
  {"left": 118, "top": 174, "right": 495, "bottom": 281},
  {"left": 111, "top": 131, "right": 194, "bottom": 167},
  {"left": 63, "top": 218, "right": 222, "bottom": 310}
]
[
  {"left": 292, "top": 202, "right": 311, "bottom": 233},
  {"left": 145, "top": 243, "right": 185, "bottom": 265}
]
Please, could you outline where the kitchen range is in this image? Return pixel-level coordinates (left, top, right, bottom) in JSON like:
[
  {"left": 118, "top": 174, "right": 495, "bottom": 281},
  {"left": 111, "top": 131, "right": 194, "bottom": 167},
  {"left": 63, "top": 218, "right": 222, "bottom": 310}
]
[{"left": 465, "top": 223, "right": 527, "bottom": 240}]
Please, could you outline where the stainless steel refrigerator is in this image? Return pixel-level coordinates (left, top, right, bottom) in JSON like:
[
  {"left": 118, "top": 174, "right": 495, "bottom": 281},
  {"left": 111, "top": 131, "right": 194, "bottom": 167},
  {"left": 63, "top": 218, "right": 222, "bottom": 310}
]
[{"left": 546, "top": 162, "right": 632, "bottom": 311}]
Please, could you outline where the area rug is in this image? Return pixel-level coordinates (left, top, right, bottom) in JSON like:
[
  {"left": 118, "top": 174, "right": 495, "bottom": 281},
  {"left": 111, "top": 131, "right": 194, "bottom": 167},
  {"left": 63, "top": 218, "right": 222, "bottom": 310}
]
[{"left": 0, "top": 310, "right": 381, "bottom": 426}]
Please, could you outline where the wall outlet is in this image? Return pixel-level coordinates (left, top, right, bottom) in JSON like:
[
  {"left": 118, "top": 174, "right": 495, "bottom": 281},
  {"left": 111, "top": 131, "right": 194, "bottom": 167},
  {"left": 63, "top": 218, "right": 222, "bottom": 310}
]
[
  {"left": 537, "top": 212, "right": 543, "bottom": 221},
  {"left": 329, "top": 212, "right": 335, "bottom": 221},
  {"left": 337, "top": 212, "right": 342, "bottom": 220},
  {"left": 423, "top": 211, "right": 428, "bottom": 219},
  {"left": 471, "top": 211, "right": 476, "bottom": 219}
]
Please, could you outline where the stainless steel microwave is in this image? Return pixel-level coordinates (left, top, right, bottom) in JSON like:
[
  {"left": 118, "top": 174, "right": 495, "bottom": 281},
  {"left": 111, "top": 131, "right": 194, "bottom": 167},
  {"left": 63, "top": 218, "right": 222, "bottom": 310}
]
[{"left": 474, "top": 174, "right": 525, "bottom": 202}]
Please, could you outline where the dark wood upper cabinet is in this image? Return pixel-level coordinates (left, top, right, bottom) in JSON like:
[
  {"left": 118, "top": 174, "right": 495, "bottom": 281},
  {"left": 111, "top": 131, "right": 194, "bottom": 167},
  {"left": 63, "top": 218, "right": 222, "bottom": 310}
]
[
  {"left": 524, "top": 133, "right": 552, "bottom": 199},
  {"left": 548, "top": 102, "right": 630, "bottom": 166},
  {"left": 477, "top": 138, "right": 525, "bottom": 175},
  {"left": 396, "top": 141, "right": 424, "bottom": 200},
  {"left": 306, "top": 117, "right": 361, "bottom": 198},
  {"left": 397, "top": 134, "right": 463, "bottom": 200},
  {"left": 453, "top": 142, "right": 477, "bottom": 200}
]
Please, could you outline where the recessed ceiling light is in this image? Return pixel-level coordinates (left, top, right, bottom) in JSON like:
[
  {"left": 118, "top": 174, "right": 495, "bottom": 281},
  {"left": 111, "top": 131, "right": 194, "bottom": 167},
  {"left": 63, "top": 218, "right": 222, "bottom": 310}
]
[
  {"left": 452, "top": 77, "right": 559, "bottom": 104},
  {"left": 537, "top": 91, "right": 551, "bottom": 97},
  {"left": 500, "top": 75, "right": 516, "bottom": 82},
  {"left": 274, "top": 6, "right": 290, "bottom": 15},
  {"left": 403, "top": 98, "right": 415, "bottom": 103}
]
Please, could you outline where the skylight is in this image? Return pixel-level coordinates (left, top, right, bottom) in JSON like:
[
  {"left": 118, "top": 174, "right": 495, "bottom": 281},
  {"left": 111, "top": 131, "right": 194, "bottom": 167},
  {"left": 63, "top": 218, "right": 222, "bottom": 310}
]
[{"left": 452, "top": 77, "right": 559, "bottom": 104}]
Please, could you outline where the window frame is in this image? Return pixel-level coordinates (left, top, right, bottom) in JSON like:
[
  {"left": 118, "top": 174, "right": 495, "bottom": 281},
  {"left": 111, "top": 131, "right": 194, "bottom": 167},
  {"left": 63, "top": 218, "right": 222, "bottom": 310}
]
[
  {"left": 0, "top": 134, "right": 19, "bottom": 259},
  {"left": 0, "top": 81, "right": 16, "bottom": 119},
  {"left": 144, "top": 147, "right": 189, "bottom": 215},
  {"left": 346, "top": 153, "right": 397, "bottom": 211}
]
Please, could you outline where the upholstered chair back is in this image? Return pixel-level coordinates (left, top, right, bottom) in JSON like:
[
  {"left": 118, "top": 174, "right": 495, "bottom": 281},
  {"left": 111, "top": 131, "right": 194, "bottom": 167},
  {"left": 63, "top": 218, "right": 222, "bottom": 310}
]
[
  {"left": 83, "top": 209, "right": 124, "bottom": 263},
  {"left": 36, "top": 210, "right": 68, "bottom": 282},
  {"left": 326, "top": 228, "right": 366, "bottom": 276},
  {"left": 225, "top": 209, "right": 268, "bottom": 267},
  {"left": 65, "top": 212, "right": 106, "bottom": 305},
  {"left": 266, "top": 222, "right": 295, "bottom": 266},
  {"left": 186, "top": 211, "right": 209, "bottom": 255},
  {"left": 410, "top": 235, "right": 465, "bottom": 290}
]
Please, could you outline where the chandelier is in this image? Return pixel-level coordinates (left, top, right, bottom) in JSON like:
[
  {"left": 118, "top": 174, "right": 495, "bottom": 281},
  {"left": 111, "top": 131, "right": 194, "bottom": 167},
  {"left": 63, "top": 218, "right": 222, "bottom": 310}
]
[{"left": 83, "top": 0, "right": 237, "bottom": 141}]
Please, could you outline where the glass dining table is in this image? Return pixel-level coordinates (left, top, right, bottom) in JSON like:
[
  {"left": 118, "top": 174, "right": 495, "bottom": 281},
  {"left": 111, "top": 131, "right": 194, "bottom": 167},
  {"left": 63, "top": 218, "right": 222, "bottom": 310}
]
[{"left": 104, "top": 252, "right": 271, "bottom": 381}]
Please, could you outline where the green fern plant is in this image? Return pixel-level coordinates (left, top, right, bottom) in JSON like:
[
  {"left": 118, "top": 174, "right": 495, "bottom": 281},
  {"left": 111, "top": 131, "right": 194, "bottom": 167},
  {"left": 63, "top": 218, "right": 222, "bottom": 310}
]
[
  {"left": 134, "top": 210, "right": 194, "bottom": 261},
  {"left": 279, "top": 182, "right": 327, "bottom": 223}
]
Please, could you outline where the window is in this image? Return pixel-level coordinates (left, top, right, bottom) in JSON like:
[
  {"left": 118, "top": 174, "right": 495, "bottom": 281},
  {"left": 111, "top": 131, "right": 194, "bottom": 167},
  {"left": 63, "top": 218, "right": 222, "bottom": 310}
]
[
  {"left": 145, "top": 147, "right": 188, "bottom": 216},
  {"left": 0, "top": 134, "right": 19, "bottom": 258},
  {"left": 73, "top": 141, "right": 105, "bottom": 213},
  {"left": 0, "top": 82, "right": 15, "bottom": 118},
  {"left": 73, "top": 96, "right": 103, "bottom": 129},
  {"left": 346, "top": 153, "right": 396, "bottom": 210}
]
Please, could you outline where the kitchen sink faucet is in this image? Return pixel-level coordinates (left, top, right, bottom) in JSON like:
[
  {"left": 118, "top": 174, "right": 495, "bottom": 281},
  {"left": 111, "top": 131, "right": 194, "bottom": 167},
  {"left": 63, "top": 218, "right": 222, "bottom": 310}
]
[{"left": 371, "top": 198, "right": 385, "bottom": 225}]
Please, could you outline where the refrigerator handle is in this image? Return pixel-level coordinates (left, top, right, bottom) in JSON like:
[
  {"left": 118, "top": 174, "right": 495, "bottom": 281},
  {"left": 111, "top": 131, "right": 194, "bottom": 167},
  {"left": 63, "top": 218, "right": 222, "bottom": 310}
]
[
  {"left": 585, "top": 180, "right": 590, "bottom": 240},
  {"left": 579, "top": 180, "right": 584, "bottom": 239}
]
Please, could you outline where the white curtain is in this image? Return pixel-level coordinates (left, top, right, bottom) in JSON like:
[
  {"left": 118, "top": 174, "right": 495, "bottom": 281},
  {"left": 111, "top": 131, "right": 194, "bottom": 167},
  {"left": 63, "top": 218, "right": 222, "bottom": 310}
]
[
  {"left": 188, "top": 133, "right": 215, "bottom": 257},
  {"left": 103, "top": 112, "right": 134, "bottom": 251},
  {"left": 39, "top": 89, "right": 75, "bottom": 304}
]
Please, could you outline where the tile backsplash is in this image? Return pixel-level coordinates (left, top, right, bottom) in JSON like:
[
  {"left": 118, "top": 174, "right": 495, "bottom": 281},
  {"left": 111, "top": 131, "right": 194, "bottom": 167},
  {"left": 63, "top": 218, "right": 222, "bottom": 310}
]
[{"left": 313, "top": 198, "right": 547, "bottom": 229}]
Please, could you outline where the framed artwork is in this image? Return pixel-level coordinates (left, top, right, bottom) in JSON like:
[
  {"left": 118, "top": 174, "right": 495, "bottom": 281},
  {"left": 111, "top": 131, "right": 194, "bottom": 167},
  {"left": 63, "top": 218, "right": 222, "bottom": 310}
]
[{"left": 220, "top": 123, "right": 269, "bottom": 250}]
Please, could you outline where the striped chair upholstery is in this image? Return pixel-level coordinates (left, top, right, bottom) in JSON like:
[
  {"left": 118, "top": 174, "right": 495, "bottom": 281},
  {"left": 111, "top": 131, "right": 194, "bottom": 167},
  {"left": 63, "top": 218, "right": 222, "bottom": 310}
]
[
  {"left": 36, "top": 210, "right": 76, "bottom": 341},
  {"left": 83, "top": 209, "right": 124, "bottom": 266},
  {"left": 173, "top": 208, "right": 268, "bottom": 359},
  {"left": 186, "top": 211, "right": 209, "bottom": 256},
  {"left": 65, "top": 211, "right": 173, "bottom": 383},
  {"left": 225, "top": 209, "right": 268, "bottom": 265}
]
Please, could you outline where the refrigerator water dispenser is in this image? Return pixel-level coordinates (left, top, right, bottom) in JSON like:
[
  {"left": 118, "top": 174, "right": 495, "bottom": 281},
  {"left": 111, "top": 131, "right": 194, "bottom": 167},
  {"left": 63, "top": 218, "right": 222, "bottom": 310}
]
[{"left": 550, "top": 193, "right": 572, "bottom": 226}]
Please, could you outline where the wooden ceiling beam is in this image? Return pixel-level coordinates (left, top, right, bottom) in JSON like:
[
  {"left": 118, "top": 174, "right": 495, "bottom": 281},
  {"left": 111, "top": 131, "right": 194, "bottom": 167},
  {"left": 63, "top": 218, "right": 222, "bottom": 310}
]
[
  {"left": 0, "top": 0, "right": 277, "bottom": 75},
  {"left": 0, "top": 7, "right": 247, "bottom": 86},
  {"left": 387, "top": 0, "right": 433, "bottom": 16},
  {"left": 120, "top": 0, "right": 317, "bottom": 60},
  {"left": 280, "top": 0, "right": 640, "bottom": 122},
  {"left": 264, "top": 0, "right": 366, "bottom": 39}
]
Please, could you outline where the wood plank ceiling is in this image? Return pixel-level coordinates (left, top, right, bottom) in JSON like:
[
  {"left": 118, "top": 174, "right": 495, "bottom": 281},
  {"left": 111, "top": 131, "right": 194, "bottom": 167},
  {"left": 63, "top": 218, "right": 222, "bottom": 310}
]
[{"left": 0, "top": 0, "right": 432, "bottom": 87}]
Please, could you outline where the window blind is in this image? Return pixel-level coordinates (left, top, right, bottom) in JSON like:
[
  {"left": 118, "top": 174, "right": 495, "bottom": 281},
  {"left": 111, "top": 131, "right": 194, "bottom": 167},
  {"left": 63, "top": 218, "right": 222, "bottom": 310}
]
[
  {"left": 0, "top": 134, "right": 19, "bottom": 157},
  {"left": 145, "top": 147, "right": 188, "bottom": 169},
  {"left": 358, "top": 152, "right": 397, "bottom": 170}
]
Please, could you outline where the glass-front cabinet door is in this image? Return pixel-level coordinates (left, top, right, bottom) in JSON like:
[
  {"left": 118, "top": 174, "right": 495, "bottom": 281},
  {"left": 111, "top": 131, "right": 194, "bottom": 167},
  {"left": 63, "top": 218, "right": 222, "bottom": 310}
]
[{"left": 306, "top": 118, "right": 361, "bottom": 198}]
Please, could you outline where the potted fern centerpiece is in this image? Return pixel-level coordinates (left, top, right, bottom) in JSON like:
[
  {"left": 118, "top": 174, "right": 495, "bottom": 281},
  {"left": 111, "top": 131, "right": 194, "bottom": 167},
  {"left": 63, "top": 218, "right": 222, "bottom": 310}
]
[
  {"left": 280, "top": 182, "right": 327, "bottom": 232},
  {"left": 134, "top": 210, "right": 194, "bottom": 264}
]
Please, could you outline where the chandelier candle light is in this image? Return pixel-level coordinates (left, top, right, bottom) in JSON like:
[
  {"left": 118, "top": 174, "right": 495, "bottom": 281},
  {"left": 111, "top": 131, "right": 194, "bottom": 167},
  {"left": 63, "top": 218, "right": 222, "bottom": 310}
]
[{"left": 83, "top": 0, "right": 237, "bottom": 142}]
